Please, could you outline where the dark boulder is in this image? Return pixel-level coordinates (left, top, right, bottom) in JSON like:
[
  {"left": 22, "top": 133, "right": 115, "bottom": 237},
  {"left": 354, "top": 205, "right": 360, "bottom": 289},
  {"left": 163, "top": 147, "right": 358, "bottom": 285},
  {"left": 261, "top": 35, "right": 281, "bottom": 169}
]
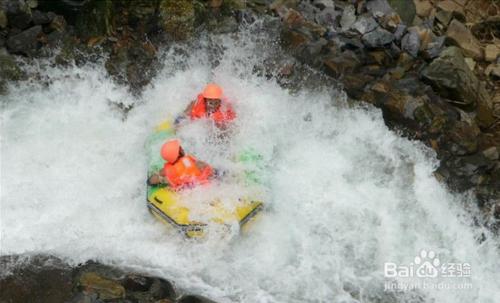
[
  {"left": 6, "top": 25, "right": 42, "bottom": 55},
  {"left": 421, "top": 47, "right": 493, "bottom": 118},
  {"left": 3, "top": 0, "right": 33, "bottom": 29},
  {"left": 361, "top": 27, "right": 394, "bottom": 48},
  {"left": 31, "top": 10, "right": 51, "bottom": 25},
  {"left": 0, "top": 255, "right": 74, "bottom": 303}
]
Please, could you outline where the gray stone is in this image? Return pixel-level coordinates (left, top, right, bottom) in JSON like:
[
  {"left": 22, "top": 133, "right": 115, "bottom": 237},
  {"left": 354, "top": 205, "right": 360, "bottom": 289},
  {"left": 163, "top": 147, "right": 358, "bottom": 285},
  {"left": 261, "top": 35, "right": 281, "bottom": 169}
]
[
  {"left": 31, "top": 10, "right": 50, "bottom": 25},
  {"left": 315, "top": 7, "right": 339, "bottom": 28},
  {"left": 6, "top": 25, "right": 42, "bottom": 55},
  {"left": 446, "top": 19, "right": 483, "bottom": 60},
  {"left": 401, "top": 27, "right": 420, "bottom": 57},
  {"left": 313, "top": 0, "right": 334, "bottom": 10},
  {"left": 352, "top": 16, "right": 378, "bottom": 35},
  {"left": 421, "top": 47, "right": 476, "bottom": 107},
  {"left": 361, "top": 27, "right": 394, "bottom": 48},
  {"left": 50, "top": 15, "right": 66, "bottom": 32},
  {"left": 366, "top": 0, "right": 393, "bottom": 17},
  {"left": 423, "top": 36, "right": 445, "bottom": 59},
  {"left": 388, "top": 0, "right": 416, "bottom": 25},
  {"left": 297, "top": 2, "right": 318, "bottom": 21},
  {"left": 340, "top": 5, "right": 356, "bottom": 30},
  {"left": 482, "top": 147, "right": 499, "bottom": 161},
  {"left": 393, "top": 24, "right": 406, "bottom": 40},
  {"left": 4, "top": 0, "right": 32, "bottom": 29}
]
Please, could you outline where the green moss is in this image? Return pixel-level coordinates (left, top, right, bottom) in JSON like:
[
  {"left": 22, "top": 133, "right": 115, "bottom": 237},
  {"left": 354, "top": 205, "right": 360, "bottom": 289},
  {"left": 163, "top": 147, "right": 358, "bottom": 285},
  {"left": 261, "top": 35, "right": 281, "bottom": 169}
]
[{"left": 159, "top": 0, "right": 196, "bottom": 40}]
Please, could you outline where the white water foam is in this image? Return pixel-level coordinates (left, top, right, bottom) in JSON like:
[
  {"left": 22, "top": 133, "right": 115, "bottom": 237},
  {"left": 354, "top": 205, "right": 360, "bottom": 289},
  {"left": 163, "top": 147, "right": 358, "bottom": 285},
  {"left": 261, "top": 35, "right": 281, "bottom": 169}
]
[{"left": 1, "top": 23, "right": 499, "bottom": 303}]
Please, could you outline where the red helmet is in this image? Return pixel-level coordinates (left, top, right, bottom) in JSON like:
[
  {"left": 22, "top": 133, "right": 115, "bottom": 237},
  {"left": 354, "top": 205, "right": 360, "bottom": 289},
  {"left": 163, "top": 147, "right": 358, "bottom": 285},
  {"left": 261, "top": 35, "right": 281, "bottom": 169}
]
[{"left": 161, "top": 139, "right": 181, "bottom": 163}]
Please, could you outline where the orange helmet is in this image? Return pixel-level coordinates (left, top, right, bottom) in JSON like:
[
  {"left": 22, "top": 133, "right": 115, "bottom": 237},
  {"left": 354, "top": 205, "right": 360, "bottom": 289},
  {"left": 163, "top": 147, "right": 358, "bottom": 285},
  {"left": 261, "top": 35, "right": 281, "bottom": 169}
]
[
  {"left": 202, "top": 83, "right": 223, "bottom": 99},
  {"left": 161, "top": 139, "right": 181, "bottom": 163}
]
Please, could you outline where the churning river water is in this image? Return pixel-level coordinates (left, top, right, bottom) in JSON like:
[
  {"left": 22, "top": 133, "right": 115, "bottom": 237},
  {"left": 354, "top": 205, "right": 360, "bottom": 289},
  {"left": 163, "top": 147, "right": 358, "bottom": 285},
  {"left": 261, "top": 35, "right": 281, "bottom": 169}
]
[{"left": 1, "top": 21, "right": 499, "bottom": 303}]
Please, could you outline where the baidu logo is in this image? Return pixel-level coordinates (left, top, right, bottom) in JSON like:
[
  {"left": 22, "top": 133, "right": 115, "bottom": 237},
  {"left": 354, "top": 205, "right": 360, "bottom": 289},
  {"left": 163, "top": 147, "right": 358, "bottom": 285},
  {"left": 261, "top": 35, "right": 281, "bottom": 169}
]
[{"left": 383, "top": 250, "right": 473, "bottom": 291}]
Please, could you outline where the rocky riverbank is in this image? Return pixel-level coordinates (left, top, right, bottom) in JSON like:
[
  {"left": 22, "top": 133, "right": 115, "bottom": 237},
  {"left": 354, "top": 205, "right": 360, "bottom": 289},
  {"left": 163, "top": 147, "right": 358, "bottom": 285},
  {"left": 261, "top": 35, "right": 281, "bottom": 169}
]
[
  {"left": 1, "top": 0, "right": 499, "bottom": 302},
  {"left": 272, "top": 0, "right": 500, "bottom": 231},
  {"left": 0, "top": 255, "right": 216, "bottom": 303}
]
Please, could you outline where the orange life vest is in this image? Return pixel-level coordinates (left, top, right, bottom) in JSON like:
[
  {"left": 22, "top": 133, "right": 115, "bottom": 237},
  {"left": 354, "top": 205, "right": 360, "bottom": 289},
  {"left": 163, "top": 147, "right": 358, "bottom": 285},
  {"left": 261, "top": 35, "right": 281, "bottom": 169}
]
[
  {"left": 162, "top": 155, "right": 213, "bottom": 190},
  {"left": 190, "top": 94, "right": 236, "bottom": 124}
]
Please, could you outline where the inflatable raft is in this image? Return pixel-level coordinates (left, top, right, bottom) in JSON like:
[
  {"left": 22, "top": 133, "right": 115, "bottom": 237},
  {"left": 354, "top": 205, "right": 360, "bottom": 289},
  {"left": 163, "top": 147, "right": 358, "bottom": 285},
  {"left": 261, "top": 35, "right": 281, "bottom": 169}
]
[{"left": 146, "top": 120, "right": 263, "bottom": 238}]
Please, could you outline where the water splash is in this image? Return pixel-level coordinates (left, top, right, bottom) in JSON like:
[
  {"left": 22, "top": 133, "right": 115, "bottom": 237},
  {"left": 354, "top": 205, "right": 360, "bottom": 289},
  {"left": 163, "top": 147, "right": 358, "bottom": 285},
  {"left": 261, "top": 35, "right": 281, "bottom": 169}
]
[{"left": 1, "top": 21, "right": 499, "bottom": 303}]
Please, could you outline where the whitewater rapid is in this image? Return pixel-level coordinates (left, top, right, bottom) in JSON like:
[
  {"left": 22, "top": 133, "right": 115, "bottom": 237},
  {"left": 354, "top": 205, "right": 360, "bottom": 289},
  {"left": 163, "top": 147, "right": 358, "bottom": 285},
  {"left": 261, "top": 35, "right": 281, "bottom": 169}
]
[{"left": 1, "top": 22, "right": 499, "bottom": 303}]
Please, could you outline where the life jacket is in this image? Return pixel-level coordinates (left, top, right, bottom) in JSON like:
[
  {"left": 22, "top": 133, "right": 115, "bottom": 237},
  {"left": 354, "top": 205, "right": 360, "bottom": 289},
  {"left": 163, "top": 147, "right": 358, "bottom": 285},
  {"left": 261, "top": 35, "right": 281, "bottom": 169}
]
[
  {"left": 190, "top": 94, "right": 236, "bottom": 124},
  {"left": 162, "top": 155, "right": 213, "bottom": 190}
]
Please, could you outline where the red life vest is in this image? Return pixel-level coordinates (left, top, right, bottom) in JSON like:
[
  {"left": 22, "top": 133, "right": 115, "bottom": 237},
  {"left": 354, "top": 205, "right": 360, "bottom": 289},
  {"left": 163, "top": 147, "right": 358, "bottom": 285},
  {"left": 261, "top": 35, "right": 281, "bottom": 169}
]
[
  {"left": 162, "top": 155, "right": 213, "bottom": 190},
  {"left": 190, "top": 94, "right": 236, "bottom": 124}
]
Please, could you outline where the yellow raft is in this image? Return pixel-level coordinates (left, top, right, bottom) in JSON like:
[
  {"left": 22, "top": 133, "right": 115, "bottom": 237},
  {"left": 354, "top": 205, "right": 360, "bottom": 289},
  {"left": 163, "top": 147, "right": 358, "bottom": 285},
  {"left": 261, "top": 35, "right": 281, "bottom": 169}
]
[{"left": 146, "top": 120, "right": 263, "bottom": 238}]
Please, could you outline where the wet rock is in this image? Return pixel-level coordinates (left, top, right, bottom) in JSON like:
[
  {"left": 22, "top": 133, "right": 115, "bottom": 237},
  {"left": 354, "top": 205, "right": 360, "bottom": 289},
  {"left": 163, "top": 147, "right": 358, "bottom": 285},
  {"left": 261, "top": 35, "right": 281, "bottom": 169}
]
[
  {"left": 79, "top": 272, "right": 125, "bottom": 300},
  {"left": 440, "top": 153, "right": 496, "bottom": 189},
  {"left": 486, "top": 64, "right": 500, "bottom": 79},
  {"left": 313, "top": 0, "right": 334, "bottom": 10},
  {"left": 435, "top": 8, "right": 452, "bottom": 27},
  {"left": 67, "top": 292, "right": 104, "bottom": 303},
  {"left": 351, "top": 15, "right": 378, "bottom": 35},
  {"left": 49, "top": 15, "right": 66, "bottom": 32},
  {"left": 447, "top": 119, "right": 481, "bottom": 155},
  {"left": 0, "top": 255, "right": 74, "bottom": 303},
  {"left": 297, "top": 1, "right": 318, "bottom": 21},
  {"left": 393, "top": 24, "right": 406, "bottom": 40},
  {"left": 366, "top": 0, "right": 393, "bottom": 17},
  {"left": 485, "top": 44, "right": 500, "bottom": 62},
  {"left": 413, "top": 0, "right": 433, "bottom": 18},
  {"left": 0, "top": 51, "right": 24, "bottom": 82},
  {"left": 178, "top": 294, "right": 218, "bottom": 303},
  {"left": 323, "top": 50, "right": 360, "bottom": 78},
  {"left": 6, "top": 25, "right": 42, "bottom": 55},
  {"left": 315, "top": 7, "right": 339, "bottom": 28},
  {"left": 148, "top": 277, "right": 176, "bottom": 300},
  {"left": 482, "top": 147, "right": 499, "bottom": 161},
  {"left": 464, "top": 57, "right": 475, "bottom": 71},
  {"left": 4, "top": 0, "right": 33, "bottom": 29},
  {"left": 122, "top": 274, "right": 154, "bottom": 292},
  {"left": 436, "top": 0, "right": 465, "bottom": 22},
  {"left": 340, "top": 5, "right": 356, "bottom": 30},
  {"left": 361, "top": 27, "right": 394, "bottom": 48},
  {"left": 105, "top": 40, "right": 158, "bottom": 92},
  {"left": 422, "top": 36, "right": 445, "bottom": 59},
  {"left": 388, "top": 0, "right": 416, "bottom": 25},
  {"left": 401, "top": 27, "right": 420, "bottom": 57},
  {"left": 282, "top": 29, "right": 309, "bottom": 49},
  {"left": 31, "top": 10, "right": 50, "bottom": 25},
  {"left": 159, "top": 0, "right": 196, "bottom": 40},
  {"left": 0, "top": 10, "right": 7, "bottom": 28},
  {"left": 379, "top": 13, "right": 402, "bottom": 32},
  {"left": 75, "top": 0, "right": 113, "bottom": 39},
  {"left": 446, "top": 19, "right": 483, "bottom": 60},
  {"left": 421, "top": 47, "right": 479, "bottom": 108}
]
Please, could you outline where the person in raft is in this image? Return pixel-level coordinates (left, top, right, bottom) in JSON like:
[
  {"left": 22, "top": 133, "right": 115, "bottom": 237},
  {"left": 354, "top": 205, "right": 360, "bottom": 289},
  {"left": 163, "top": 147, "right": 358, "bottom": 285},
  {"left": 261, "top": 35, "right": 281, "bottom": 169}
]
[
  {"left": 174, "top": 83, "right": 236, "bottom": 129},
  {"left": 148, "top": 139, "right": 214, "bottom": 190}
]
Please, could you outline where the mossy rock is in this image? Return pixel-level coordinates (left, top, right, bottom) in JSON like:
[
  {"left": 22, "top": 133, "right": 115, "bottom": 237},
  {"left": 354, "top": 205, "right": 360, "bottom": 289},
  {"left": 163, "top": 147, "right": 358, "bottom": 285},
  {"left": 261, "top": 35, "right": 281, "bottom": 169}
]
[
  {"left": 159, "top": 0, "right": 196, "bottom": 40},
  {"left": 75, "top": 0, "right": 114, "bottom": 39}
]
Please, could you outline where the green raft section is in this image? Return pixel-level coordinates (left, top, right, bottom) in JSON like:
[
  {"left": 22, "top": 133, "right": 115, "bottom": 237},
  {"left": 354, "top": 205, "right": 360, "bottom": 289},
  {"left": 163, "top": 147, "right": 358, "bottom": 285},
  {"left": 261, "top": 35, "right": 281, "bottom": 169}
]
[{"left": 145, "top": 120, "right": 264, "bottom": 238}]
